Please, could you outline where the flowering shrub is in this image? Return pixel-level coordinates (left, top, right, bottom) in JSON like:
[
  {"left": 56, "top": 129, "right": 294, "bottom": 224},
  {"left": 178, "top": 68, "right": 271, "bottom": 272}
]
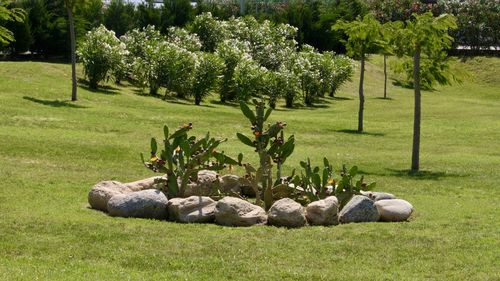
[
  {"left": 77, "top": 25, "right": 125, "bottom": 89},
  {"left": 166, "top": 27, "right": 202, "bottom": 52},
  {"left": 189, "top": 12, "right": 228, "bottom": 52},
  {"left": 191, "top": 52, "right": 224, "bottom": 105}
]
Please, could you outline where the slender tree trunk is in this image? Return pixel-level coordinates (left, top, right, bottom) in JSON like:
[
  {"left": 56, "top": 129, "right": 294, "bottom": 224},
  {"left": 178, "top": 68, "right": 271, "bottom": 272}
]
[
  {"left": 411, "top": 46, "right": 421, "bottom": 172},
  {"left": 358, "top": 55, "right": 365, "bottom": 133},
  {"left": 67, "top": 7, "right": 77, "bottom": 101},
  {"left": 383, "top": 55, "right": 387, "bottom": 99}
]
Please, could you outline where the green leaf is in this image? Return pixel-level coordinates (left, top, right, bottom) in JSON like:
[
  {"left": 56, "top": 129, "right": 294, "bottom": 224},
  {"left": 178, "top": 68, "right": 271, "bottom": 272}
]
[
  {"left": 312, "top": 173, "right": 321, "bottom": 188},
  {"left": 313, "top": 166, "right": 320, "bottom": 174},
  {"left": 267, "top": 123, "right": 281, "bottom": 138},
  {"left": 237, "top": 153, "right": 243, "bottom": 164},
  {"left": 300, "top": 161, "right": 307, "bottom": 169},
  {"left": 349, "top": 165, "right": 358, "bottom": 176},
  {"left": 163, "top": 125, "right": 169, "bottom": 139},
  {"left": 366, "top": 182, "right": 376, "bottom": 191},
  {"left": 240, "top": 101, "right": 256, "bottom": 122},
  {"left": 151, "top": 138, "right": 158, "bottom": 154},
  {"left": 169, "top": 127, "right": 189, "bottom": 140},
  {"left": 322, "top": 169, "right": 329, "bottom": 187},
  {"left": 263, "top": 107, "right": 273, "bottom": 121},
  {"left": 323, "top": 157, "right": 330, "bottom": 168},
  {"left": 237, "top": 133, "right": 255, "bottom": 147}
]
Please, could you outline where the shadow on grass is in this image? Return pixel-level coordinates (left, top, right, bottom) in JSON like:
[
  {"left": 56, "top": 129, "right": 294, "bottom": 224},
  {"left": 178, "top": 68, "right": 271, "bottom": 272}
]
[
  {"left": 360, "top": 168, "right": 464, "bottom": 181},
  {"left": 209, "top": 100, "right": 240, "bottom": 107},
  {"left": 335, "top": 129, "right": 385, "bottom": 137},
  {"left": 388, "top": 169, "right": 464, "bottom": 180},
  {"left": 374, "top": 97, "right": 394, "bottom": 100},
  {"left": 78, "top": 79, "right": 120, "bottom": 95},
  {"left": 23, "top": 96, "right": 88, "bottom": 108},
  {"left": 329, "top": 96, "right": 353, "bottom": 101}
]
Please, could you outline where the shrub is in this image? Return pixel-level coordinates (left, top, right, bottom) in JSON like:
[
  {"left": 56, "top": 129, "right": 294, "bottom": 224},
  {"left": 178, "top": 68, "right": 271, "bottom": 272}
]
[
  {"left": 189, "top": 12, "right": 228, "bottom": 52},
  {"left": 191, "top": 52, "right": 224, "bottom": 105},
  {"left": 166, "top": 26, "right": 201, "bottom": 52},
  {"left": 77, "top": 25, "right": 124, "bottom": 89}
]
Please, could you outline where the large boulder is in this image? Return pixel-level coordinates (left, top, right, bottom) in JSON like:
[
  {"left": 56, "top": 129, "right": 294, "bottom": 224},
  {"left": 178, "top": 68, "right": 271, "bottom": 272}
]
[
  {"left": 361, "top": 191, "right": 396, "bottom": 201},
  {"left": 184, "top": 170, "right": 219, "bottom": 196},
  {"left": 375, "top": 199, "right": 414, "bottom": 222},
  {"left": 219, "top": 174, "right": 241, "bottom": 195},
  {"left": 268, "top": 198, "right": 307, "bottom": 228},
  {"left": 168, "top": 196, "right": 216, "bottom": 223},
  {"left": 305, "top": 196, "right": 339, "bottom": 226},
  {"left": 125, "top": 176, "right": 167, "bottom": 192},
  {"left": 214, "top": 197, "right": 267, "bottom": 227},
  {"left": 88, "top": 181, "right": 131, "bottom": 212},
  {"left": 338, "top": 195, "right": 380, "bottom": 224},
  {"left": 107, "top": 189, "right": 168, "bottom": 219}
]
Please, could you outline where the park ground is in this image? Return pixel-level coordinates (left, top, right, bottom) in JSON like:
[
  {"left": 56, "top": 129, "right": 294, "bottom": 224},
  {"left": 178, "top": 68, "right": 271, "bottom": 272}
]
[{"left": 0, "top": 56, "right": 499, "bottom": 280}]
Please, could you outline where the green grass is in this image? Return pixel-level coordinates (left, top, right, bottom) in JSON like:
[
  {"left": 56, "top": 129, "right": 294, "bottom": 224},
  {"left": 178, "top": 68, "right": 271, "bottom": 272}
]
[{"left": 0, "top": 56, "right": 499, "bottom": 280}]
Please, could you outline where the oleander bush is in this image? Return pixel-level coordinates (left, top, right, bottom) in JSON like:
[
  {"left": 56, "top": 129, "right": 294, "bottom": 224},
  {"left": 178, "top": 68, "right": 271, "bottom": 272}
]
[
  {"left": 79, "top": 16, "right": 354, "bottom": 106},
  {"left": 77, "top": 25, "right": 126, "bottom": 89}
]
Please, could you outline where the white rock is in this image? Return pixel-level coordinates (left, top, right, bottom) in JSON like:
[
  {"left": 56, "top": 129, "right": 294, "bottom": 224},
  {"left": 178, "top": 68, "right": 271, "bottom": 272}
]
[
  {"left": 184, "top": 170, "right": 219, "bottom": 196},
  {"left": 125, "top": 175, "right": 167, "bottom": 191},
  {"left": 214, "top": 197, "right": 267, "bottom": 227},
  {"left": 88, "top": 181, "right": 131, "bottom": 212},
  {"left": 268, "top": 198, "right": 307, "bottom": 228},
  {"left": 107, "top": 189, "right": 168, "bottom": 219},
  {"left": 305, "top": 196, "right": 339, "bottom": 226},
  {"left": 361, "top": 191, "right": 396, "bottom": 201},
  {"left": 338, "top": 195, "right": 380, "bottom": 224},
  {"left": 375, "top": 199, "right": 414, "bottom": 222},
  {"left": 168, "top": 196, "right": 216, "bottom": 223}
]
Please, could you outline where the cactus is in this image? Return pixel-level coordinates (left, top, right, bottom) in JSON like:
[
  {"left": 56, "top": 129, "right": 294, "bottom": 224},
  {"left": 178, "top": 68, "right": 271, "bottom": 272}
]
[
  {"left": 142, "top": 123, "right": 238, "bottom": 198},
  {"left": 293, "top": 159, "right": 376, "bottom": 208},
  {"left": 237, "top": 100, "right": 295, "bottom": 210}
]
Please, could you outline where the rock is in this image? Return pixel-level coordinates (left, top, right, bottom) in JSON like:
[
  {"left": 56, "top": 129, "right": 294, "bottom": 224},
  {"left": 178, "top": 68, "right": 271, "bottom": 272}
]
[
  {"left": 219, "top": 174, "right": 241, "bottom": 195},
  {"left": 107, "top": 189, "right": 168, "bottom": 219},
  {"left": 305, "top": 196, "right": 339, "bottom": 226},
  {"left": 125, "top": 175, "right": 167, "bottom": 191},
  {"left": 168, "top": 196, "right": 216, "bottom": 223},
  {"left": 88, "top": 181, "right": 131, "bottom": 212},
  {"left": 268, "top": 198, "right": 307, "bottom": 228},
  {"left": 375, "top": 199, "right": 414, "bottom": 222},
  {"left": 338, "top": 195, "right": 380, "bottom": 224},
  {"left": 214, "top": 197, "right": 267, "bottom": 227},
  {"left": 361, "top": 191, "right": 396, "bottom": 201},
  {"left": 184, "top": 170, "right": 219, "bottom": 196}
]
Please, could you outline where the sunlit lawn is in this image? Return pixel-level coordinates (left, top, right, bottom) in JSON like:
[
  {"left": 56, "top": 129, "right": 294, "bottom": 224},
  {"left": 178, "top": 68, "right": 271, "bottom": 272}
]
[{"left": 0, "top": 56, "right": 499, "bottom": 280}]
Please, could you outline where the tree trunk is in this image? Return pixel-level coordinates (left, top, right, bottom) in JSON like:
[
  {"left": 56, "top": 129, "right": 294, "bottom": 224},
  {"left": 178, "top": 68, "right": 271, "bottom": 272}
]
[
  {"left": 67, "top": 7, "right": 77, "bottom": 101},
  {"left": 383, "top": 55, "right": 387, "bottom": 99},
  {"left": 358, "top": 55, "right": 365, "bottom": 133},
  {"left": 411, "top": 46, "right": 421, "bottom": 172}
]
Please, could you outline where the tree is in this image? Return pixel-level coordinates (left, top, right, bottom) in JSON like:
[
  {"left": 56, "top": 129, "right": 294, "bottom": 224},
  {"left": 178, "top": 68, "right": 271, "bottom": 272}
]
[
  {"left": 63, "top": 0, "right": 80, "bottom": 101},
  {"left": 333, "top": 14, "right": 386, "bottom": 133},
  {"left": 0, "top": 0, "right": 26, "bottom": 46},
  {"left": 392, "top": 12, "right": 456, "bottom": 171},
  {"left": 104, "top": 0, "right": 136, "bottom": 37}
]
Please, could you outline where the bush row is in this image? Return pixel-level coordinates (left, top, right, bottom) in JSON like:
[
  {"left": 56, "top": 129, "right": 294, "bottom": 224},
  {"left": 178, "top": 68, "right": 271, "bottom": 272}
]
[{"left": 77, "top": 13, "right": 355, "bottom": 107}]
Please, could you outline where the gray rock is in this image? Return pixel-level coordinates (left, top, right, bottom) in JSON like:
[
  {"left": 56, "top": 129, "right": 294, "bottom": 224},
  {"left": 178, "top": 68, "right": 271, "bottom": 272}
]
[
  {"left": 375, "top": 199, "right": 414, "bottom": 222},
  {"left": 168, "top": 196, "right": 216, "bottom": 223},
  {"left": 219, "top": 174, "right": 241, "bottom": 195},
  {"left": 184, "top": 170, "right": 219, "bottom": 196},
  {"left": 125, "top": 175, "right": 167, "bottom": 191},
  {"left": 338, "top": 195, "right": 380, "bottom": 224},
  {"left": 268, "top": 198, "right": 307, "bottom": 228},
  {"left": 305, "top": 196, "right": 339, "bottom": 226},
  {"left": 361, "top": 191, "right": 396, "bottom": 201},
  {"left": 107, "top": 189, "right": 168, "bottom": 219},
  {"left": 214, "top": 197, "right": 267, "bottom": 227},
  {"left": 88, "top": 181, "right": 131, "bottom": 212}
]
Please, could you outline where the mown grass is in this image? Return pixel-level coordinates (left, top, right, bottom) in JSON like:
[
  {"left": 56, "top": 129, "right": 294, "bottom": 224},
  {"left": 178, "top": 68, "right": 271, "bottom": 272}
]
[{"left": 0, "top": 56, "right": 499, "bottom": 280}]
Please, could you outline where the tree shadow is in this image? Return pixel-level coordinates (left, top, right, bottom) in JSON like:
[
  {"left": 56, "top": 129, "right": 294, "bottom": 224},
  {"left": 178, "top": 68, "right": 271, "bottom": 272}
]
[
  {"left": 334, "top": 129, "right": 385, "bottom": 137},
  {"left": 209, "top": 100, "right": 240, "bottom": 107},
  {"left": 329, "top": 96, "right": 353, "bottom": 101},
  {"left": 374, "top": 97, "right": 394, "bottom": 100},
  {"left": 386, "top": 169, "right": 464, "bottom": 181},
  {"left": 78, "top": 79, "right": 120, "bottom": 95},
  {"left": 360, "top": 168, "right": 464, "bottom": 181},
  {"left": 23, "top": 96, "right": 88, "bottom": 108}
]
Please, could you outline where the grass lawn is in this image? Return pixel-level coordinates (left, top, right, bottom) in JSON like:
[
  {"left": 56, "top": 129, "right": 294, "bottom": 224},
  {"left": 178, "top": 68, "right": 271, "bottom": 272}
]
[{"left": 0, "top": 56, "right": 499, "bottom": 280}]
